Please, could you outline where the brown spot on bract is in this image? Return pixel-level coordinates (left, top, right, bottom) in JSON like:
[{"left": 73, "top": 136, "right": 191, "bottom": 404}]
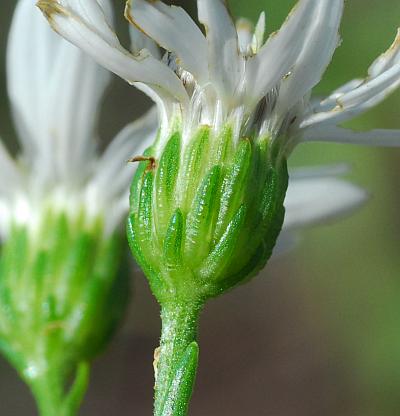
[{"left": 128, "top": 155, "right": 156, "bottom": 172}]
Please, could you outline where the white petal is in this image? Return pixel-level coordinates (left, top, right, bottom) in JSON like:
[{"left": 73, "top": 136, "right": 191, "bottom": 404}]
[
  {"left": 197, "top": 0, "right": 242, "bottom": 100},
  {"left": 290, "top": 163, "right": 350, "bottom": 179},
  {"left": 38, "top": 0, "right": 188, "bottom": 105},
  {"left": 91, "top": 107, "right": 158, "bottom": 200},
  {"left": 126, "top": 0, "right": 208, "bottom": 84},
  {"left": 303, "top": 125, "right": 400, "bottom": 147},
  {"left": 369, "top": 29, "right": 400, "bottom": 77},
  {"left": 305, "top": 30, "right": 400, "bottom": 128},
  {"left": 245, "top": 0, "right": 326, "bottom": 105},
  {"left": 236, "top": 18, "right": 254, "bottom": 55},
  {"left": 58, "top": 0, "right": 117, "bottom": 46},
  {"left": 46, "top": 33, "right": 110, "bottom": 184},
  {"left": 0, "top": 141, "right": 21, "bottom": 194},
  {"left": 134, "top": 82, "right": 175, "bottom": 142},
  {"left": 84, "top": 107, "right": 158, "bottom": 235},
  {"left": 315, "top": 79, "right": 364, "bottom": 112},
  {"left": 283, "top": 175, "right": 367, "bottom": 230},
  {"left": 337, "top": 64, "right": 400, "bottom": 109},
  {"left": 129, "top": 22, "right": 160, "bottom": 59},
  {"left": 304, "top": 78, "right": 400, "bottom": 128},
  {"left": 7, "top": 0, "right": 58, "bottom": 154},
  {"left": 276, "top": 0, "right": 343, "bottom": 114},
  {"left": 8, "top": 0, "right": 111, "bottom": 187},
  {"left": 251, "top": 12, "right": 266, "bottom": 54},
  {"left": 272, "top": 231, "right": 299, "bottom": 258}
]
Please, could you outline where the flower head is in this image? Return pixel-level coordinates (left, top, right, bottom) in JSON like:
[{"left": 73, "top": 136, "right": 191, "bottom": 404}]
[
  {"left": 36, "top": 2, "right": 398, "bottom": 411},
  {"left": 37, "top": 0, "right": 388, "bottom": 301},
  {"left": 0, "top": 0, "right": 156, "bottom": 411}
]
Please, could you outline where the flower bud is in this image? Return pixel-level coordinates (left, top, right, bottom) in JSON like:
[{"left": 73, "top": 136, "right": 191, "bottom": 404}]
[
  {"left": 128, "top": 126, "right": 288, "bottom": 304},
  {"left": 0, "top": 211, "right": 128, "bottom": 413}
]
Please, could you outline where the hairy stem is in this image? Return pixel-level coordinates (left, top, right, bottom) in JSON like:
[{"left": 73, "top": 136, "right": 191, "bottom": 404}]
[{"left": 154, "top": 301, "right": 203, "bottom": 416}]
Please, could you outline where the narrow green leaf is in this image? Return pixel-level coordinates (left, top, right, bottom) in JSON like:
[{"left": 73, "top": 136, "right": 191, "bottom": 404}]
[
  {"left": 184, "top": 166, "right": 221, "bottom": 264},
  {"left": 64, "top": 362, "right": 90, "bottom": 415},
  {"left": 126, "top": 214, "right": 150, "bottom": 271},
  {"left": 215, "top": 139, "right": 252, "bottom": 240},
  {"left": 2, "top": 227, "right": 28, "bottom": 286},
  {"left": 127, "top": 214, "right": 164, "bottom": 298},
  {"left": 42, "top": 294, "right": 57, "bottom": 323},
  {"left": 156, "top": 132, "right": 181, "bottom": 198},
  {"left": 180, "top": 127, "right": 210, "bottom": 212},
  {"left": 161, "top": 342, "right": 199, "bottom": 416},
  {"left": 219, "top": 241, "right": 267, "bottom": 293},
  {"left": 137, "top": 171, "right": 154, "bottom": 244},
  {"left": 250, "top": 138, "right": 270, "bottom": 200},
  {"left": 129, "top": 146, "right": 155, "bottom": 214},
  {"left": 0, "top": 287, "right": 16, "bottom": 329},
  {"left": 260, "top": 168, "right": 278, "bottom": 223},
  {"left": 155, "top": 133, "right": 181, "bottom": 237},
  {"left": 210, "top": 125, "right": 234, "bottom": 167},
  {"left": 163, "top": 209, "right": 184, "bottom": 269},
  {"left": 30, "top": 250, "right": 51, "bottom": 327},
  {"left": 198, "top": 204, "right": 246, "bottom": 282},
  {"left": 60, "top": 233, "right": 97, "bottom": 316}
]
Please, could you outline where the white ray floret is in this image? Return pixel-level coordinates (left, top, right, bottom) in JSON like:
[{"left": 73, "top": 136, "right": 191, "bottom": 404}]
[
  {"left": 0, "top": 0, "right": 156, "bottom": 240},
  {"left": 274, "top": 164, "right": 367, "bottom": 256},
  {"left": 283, "top": 166, "right": 367, "bottom": 230},
  {"left": 37, "top": 0, "right": 400, "bottom": 234},
  {"left": 37, "top": 0, "right": 400, "bottom": 151}
]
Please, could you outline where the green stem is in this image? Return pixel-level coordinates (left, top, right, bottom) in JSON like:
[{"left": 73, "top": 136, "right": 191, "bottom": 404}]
[
  {"left": 27, "top": 362, "right": 90, "bottom": 416},
  {"left": 30, "top": 373, "right": 66, "bottom": 416},
  {"left": 154, "top": 301, "right": 203, "bottom": 416}
]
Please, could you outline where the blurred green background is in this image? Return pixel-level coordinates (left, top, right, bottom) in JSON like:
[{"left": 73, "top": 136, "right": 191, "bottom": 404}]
[{"left": 0, "top": 0, "right": 400, "bottom": 415}]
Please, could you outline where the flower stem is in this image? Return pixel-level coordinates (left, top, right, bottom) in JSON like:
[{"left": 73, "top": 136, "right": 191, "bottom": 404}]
[
  {"left": 27, "top": 362, "right": 90, "bottom": 416},
  {"left": 154, "top": 301, "right": 203, "bottom": 416}
]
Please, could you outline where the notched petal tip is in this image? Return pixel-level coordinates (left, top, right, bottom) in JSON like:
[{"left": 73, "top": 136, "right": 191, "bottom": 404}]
[
  {"left": 368, "top": 28, "right": 400, "bottom": 77},
  {"left": 236, "top": 18, "right": 253, "bottom": 32},
  {"left": 384, "top": 28, "right": 400, "bottom": 56},
  {"left": 392, "top": 28, "right": 400, "bottom": 48},
  {"left": 36, "top": 0, "right": 67, "bottom": 19},
  {"left": 124, "top": 0, "right": 133, "bottom": 21},
  {"left": 124, "top": 0, "right": 149, "bottom": 40}
]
